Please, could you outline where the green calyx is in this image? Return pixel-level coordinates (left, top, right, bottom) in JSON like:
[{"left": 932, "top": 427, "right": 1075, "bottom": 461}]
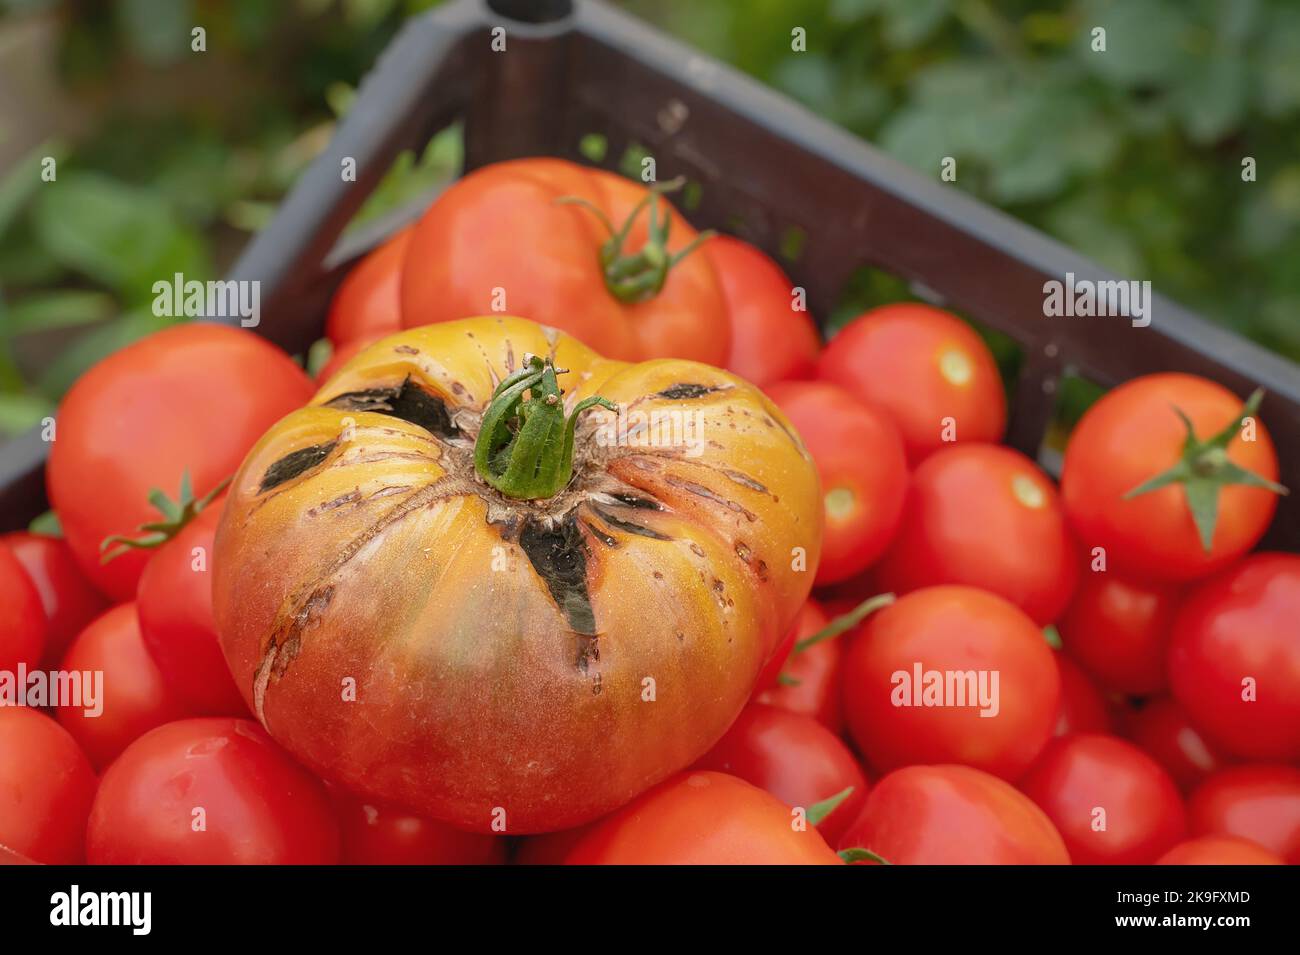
[
  {"left": 556, "top": 176, "right": 714, "bottom": 304},
  {"left": 100, "top": 470, "right": 229, "bottom": 563},
  {"left": 1124, "top": 388, "right": 1288, "bottom": 552},
  {"left": 474, "top": 355, "right": 616, "bottom": 500}
]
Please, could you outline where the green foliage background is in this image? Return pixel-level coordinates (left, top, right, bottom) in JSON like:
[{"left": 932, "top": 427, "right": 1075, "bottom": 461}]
[{"left": 0, "top": 0, "right": 1297, "bottom": 438}]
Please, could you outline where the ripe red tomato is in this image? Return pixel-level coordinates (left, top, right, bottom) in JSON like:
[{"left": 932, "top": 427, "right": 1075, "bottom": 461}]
[
  {"left": 1157, "top": 835, "right": 1284, "bottom": 865},
  {"left": 838, "top": 764, "right": 1069, "bottom": 864},
  {"left": 875, "top": 445, "right": 1078, "bottom": 625},
  {"left": 47, "top": 324, "right": 315, "bottom": 600},
  {"left": 331, "top": 788, "right": 505, "bottom": 865},
  {"left": 817, "top": 303, "right": 1005, "bottom": 464},
  {"left": 705, "top": 235, "right": 820, "bottom": 387},
  {"left": 1168, "top": 553, "right": 1300, "bottom": 761},
  {"left": 765, "top": 380, "right": 908, "bottom": 585},
  {"left": 137, "top": 501, "right": 247, "bottom": 716},
  {"left": 56, "top": 602, "right": 194, "bottom": 770},
  {"left": 87, "top": 718, "right": 340, "bottom": 864},
  {"left": 1187, "top": 764, "right": 1300, "bottom": 864},
  {"left": 692, "top": 703, "right": 868, "bottom": 844},
  {"left": 755, "top": 600, "right": 846, "bottom": 733},
  {"left": 325, "top": 225, "right": 410, "bottom": 346},
  {"left": 562, "top": 771, "right": 842, "bottom": 864},
  {"left": 0, "top": 541, "right": 45, "bottom": 672},
  {"left": 1061, "top": 374, "right": 1282, "bottom": 582},
  {"left": 2, "top": 531, "right": 106, "bottom": 666},
  {"left": 753, "top": 597, "right": 826, "bottom": 693},
  {"left": 1058, "top": 569, "right": 1181, "bottom": 695},
  {"left": 315, "top": 336, "right": 378, "bottom": 384},
  {"left": 842, "top": 586, "right": 1060, "bottom": 780},
  {"left": 1126, "top": 697, "right": 1231, "bottom": 792},
  {"left": 0, "top": 707, "right": 97, "bottom": 865},
  {"left": 1019, "top": 734, "right": 1186, "bottom": 865},
  {"left": 401, "top": 159, "right": 728, "bottom": 363},
  {"left": 1053, "top": 651, "right": 1114, "bottom": 737}
]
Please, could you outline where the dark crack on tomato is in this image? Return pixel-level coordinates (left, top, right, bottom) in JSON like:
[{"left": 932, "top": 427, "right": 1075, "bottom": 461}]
[
  {"left": 722, "top": 469, "right": 768, "bottom": 494},
  {"left": 589, "top": 505, "right": 672, "bottom": 541},
  {"left": 259, "top": 441, "right": 337, "bottom": 492},
  {"left": 608, "top": 492, "right": 663, "bottom": 510},
  {"left": 519, "top": 512, "right": 597, "bottom": 638},
  {"left": 656, "top": 382, "right": 721, "bottom": 400},
  {"left": 665, "top": 475, "right": 758, "bottom": 522},
  {"left": 325, "top": 377, "right": 460, "bottom": 439},
  {"left": 584, "top": 521, "right": 618, "bottom": 548}
]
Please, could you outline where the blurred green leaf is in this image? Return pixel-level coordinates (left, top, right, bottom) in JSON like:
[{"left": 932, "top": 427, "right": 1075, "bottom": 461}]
[
  {"left": 2, "top": 291, "right": 117, "bottom": 335},
  {"left": 36, "top": 310, "right": 177, "bottom": 400},
  {"left": 0, "top": 392, "right": 55, "bottom": 439}
]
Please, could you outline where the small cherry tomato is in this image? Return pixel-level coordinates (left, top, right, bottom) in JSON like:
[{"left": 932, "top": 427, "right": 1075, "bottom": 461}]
[
  {"left": 325, "top": 226, "right": 410, "bottom": 346},
  {"left": 0, "top": 541, "right": 45, "bottom": 673},
  {"left": 2, "top": 531, "right": 106, "bottom": 666},
  {"left": 753, "top": 597, "right": 827, "bottom": 693},
  {"left": 0, "top": 707, "right": 97, "bottom": 865},
  {"left": 331, "top": 788, "right": 506, "bottom": 865},
  {"left": 1053, "top": 651, "right": 1114, "bottom": 737},
  {"left": 756, "top": 600, "right": 845, "bottom": 733},
  {"left": 1187, "top": 764, "right": 1300, "bottom": 864},
  {"left": 1156, "top": 834, "right": 1284, "bottom": 865},
  {"left": 1125, "top": 697, "right": 1231, "bottom": 792}
]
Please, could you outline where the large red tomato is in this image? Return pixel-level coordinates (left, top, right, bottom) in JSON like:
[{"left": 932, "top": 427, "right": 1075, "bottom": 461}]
[
  {"left": 87, "top": 718, "right": 339, "bottom": 864},
  {"left": 1061, "top": 374, "right": 1282, "bottom": 582},
  {"left": 1126, "top": 697, "right": 1231, "bottom": 792},
  {"left": 563, "top": 772, "right": 842, "bottom": 864},
  {"left": 401, "top": 159, "right": 728, "bottom": 364},
  {"left": 331, "top": 788, "right": 505, "bottom": 865},
  {"left": 47, "top": 324, "right": 315, "bottom": 600},
  {"left": 842, "top": 586, "right": 1060, "bottom": 779},
  {"left": 325, "top": 225, "right": 409, "bottom": 346},
  {"left": 817, "top": 303, "right": 1005, "bottom": 464},
  {"left": 2, "top": 531, "right": 106, "bottom": 665},
  {"left": 705, "top": 235, "right": 820, "bottom": 386},
  {"left": 875, "top": 444, "right": 1078, "bottom": 625},
  {"left": 0, "top": 541, "right": 45, "bottom": 672},
  {"left": 1157, "top": 835, "right": 1284, "bottom": 865},
  {"left": 1167, "top": 553, "right": 1300, "bottom": 761},
  {"left": 765, "top": 381, "right": 907, "bottom": 585},
  {"left": 0, "top": 707, "right": 97, "bottom": 865},
  {"left": 838, "top": 765, "right": 1069, "bottom": 864},
  {"left": 1187, "top": 764, "right": 1300, "bottom": 864}
]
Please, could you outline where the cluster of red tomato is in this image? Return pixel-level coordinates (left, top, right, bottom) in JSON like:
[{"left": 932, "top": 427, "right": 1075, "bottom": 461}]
[{"left": 1, "top": 158, "right": 1296, "bottom": 865}]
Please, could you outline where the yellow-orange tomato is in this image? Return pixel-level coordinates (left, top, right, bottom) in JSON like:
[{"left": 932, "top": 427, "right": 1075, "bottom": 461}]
[{"left": 213, "top": 316, "right": 821, "bottom": 833}]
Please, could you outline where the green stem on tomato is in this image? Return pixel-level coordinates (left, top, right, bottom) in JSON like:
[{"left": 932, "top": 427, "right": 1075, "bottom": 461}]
[{"left": 793, "top": 592, "right": 896, "bottom": 654}]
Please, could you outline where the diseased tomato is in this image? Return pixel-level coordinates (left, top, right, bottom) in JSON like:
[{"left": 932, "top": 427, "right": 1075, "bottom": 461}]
[
  {"left": 1061, "top": 374, "right": 1283, "bottom": 582},
  {"left": 2, "top": 531, "right": 106, "bottom": 666},
  {"left": 562, "top": 772, "right": 842, "bottom": 864},
  {"left": 838, "top": 765, "right": 1068, "bottom": 865},
  {"left": 1019, "top": 734, "right": 1186, "bottom": 865},
  {"left": 1167, "top": 553, "right": 1300, "bottom": 761},
  {"left": 692, "top": 703, "right": 868, "bottom": 844},
  {"left": 1126, "top": 697, "right": 1231, "bottom": 792},
  {"left": 401, "top": 160, "right": 728, "bottom": 364},
  {"left": 755, "top": 601, "right": 846, "bottom": 733},
  {"left": 138, "top": 501, "right": 247, "bottom": 716},
  {"left": 705, "top": 235, "right": 819, "bottom": 387},
  {"left": 875, "top": 444, "right": 1077, "bottom": 625},
  {"left": 325, "top": 226, "right": 410, "bottom": 346},
  {"left": 87, "top": 718, "right": 340, "bottom": 864},
  {"left": 0, "top": 706, "right": 97, "bottom": 865},
  {"left": 1187, "top": 764, "right": 1300, "bottom": 864},
  {"left": 214, "top": 317, "right": 820, "bottom": 833},
  {"left": 765, "top": 381, "right": 907, "bottom": 585},
  {"left": 331, "top": 788, "right": 505, "bottom": 865},
  {"left": 1053, "top": 651, "right": 1113, "bottom": 737},
  {"left": 1157, "top": 835, "right": 1284, "bottom": 865},
  {"left": 1058, "top": 568, "right": 1181, "bottom": 695},
  {"left": 842, "top": 586, "right": 1060, "bottom": 780},
  {"left": 816, "top": 303, "right": 1005, "bottom": 464},
  {"left": 56, "top": 602, "right": 194, "bottom": 770},
  {"left": 0, "top": 541, "right": 45, "bottom": 673},
  {"left": 47, "top": 324, "right": 315, "bottom": 600}
]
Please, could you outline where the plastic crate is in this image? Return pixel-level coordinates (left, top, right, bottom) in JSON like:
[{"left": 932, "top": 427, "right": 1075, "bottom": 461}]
[{"left": 2, "top": 0, "right": 1297, "bottom": 549}]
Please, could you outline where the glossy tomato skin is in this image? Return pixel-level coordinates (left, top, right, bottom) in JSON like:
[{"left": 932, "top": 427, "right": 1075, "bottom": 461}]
[
  {"left": 138, "top": 502, "right": 247, "bottom": 716},
  {"left": 765, "top": 381, "right": 907, "bottom": 585},
  {"left": 1053, "top": 652, "right": 1114, "bottom": 737},
  {"left": 315, "top": 336, "right": 377, "bottom": 384},
  {"left": 706, "top": 235, "right": 819, "bottom": 387},
  {"left": 0, "top": 541, "right": 45, "bottom": 673},
  {"left": 692, "top": 703, "right": 868, "bottom": 844},
  {"left": 56, "top": 602, "right": 194, "bottom": 770},
  {"left": 1168, "top": 553, "right": 1300, "bottom": 761},
  {"left": 1187, "top": 765, "right": 1300, "bottom": 864},
  {"left": 1061, "top": 373, "right": 1280, "bottom": 582},
  {"left": 87, "top": 718, "right": 339, "bottom": 865},
  {"left": 1126, "top": 697, "right": 1231, "bottom": 792},
  {"left": 838, "top": 765, "right": 1068, "bottom": 864},
  {"left": 325, "top": 226, "right": 410, "bottom": 346},
  {"left": 755, "top": 600, "right": 846, "bottom": 733},
  {"left": 1059, "top": 569, "right": 1181, "bottom": 695},
  {"left": 1157, "top": 835, "right": 1284, "bottom": 865},
  {"left": 331, "top": 788, "right": 506, "bottom": 865},
  {"left": 47, "top": 324, "right": 315, "bottom": 600},
  {"left": 2, "top": 531, "right": 106, "bottom": 666},
  {"left": 842, "top": 586, "right": 1060, "bottom": 780},
  {"left": 1019, "top": 734, "right": 1186, "bottom": 865},
  {"left": 817, "top": 303, "right": 1005, "bottom": 464},
  {"left": 563, "top": 772, "right": 842, "bottom": 864},
  {"left": 401, "top": 160, "right": 728, "bottom": 364},
  {"left": 0, "top": 707, "right": 97, "bottom": 865},
  {"left": 876, "top": 444, "right": 1078, "bottom": 625}
]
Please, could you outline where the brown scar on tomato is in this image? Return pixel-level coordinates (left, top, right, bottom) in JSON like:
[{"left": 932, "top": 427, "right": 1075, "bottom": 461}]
[
  {"left": 656, "top": 383, "right": 725, "bottom": 400},
  {"left": 588, "top": 505, "right": 673, "bottom": 541},
  {"left": 518, "top": 511, "right": 598, "bottom": 638},
  {"left": 664, "top": 475, "right": 758, "bottom": 522},
  {"left": 721, "top": 469, "right": 769, "bottom": 494},
  {"left": 253, "top": 583, "right": 335, "bottom": 725},
  {"left": 259, "top": 441, "right": 337, "bottom": 492},
  {"left": 324, "top": 377, "right": 460, "bottom": 440}
]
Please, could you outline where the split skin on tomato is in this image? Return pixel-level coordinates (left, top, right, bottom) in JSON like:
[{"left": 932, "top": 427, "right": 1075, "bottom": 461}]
[
  {"left": 2, "top": 531, "right": 106, "bottom": 666},
  {"left": 1126, "top": 697, "right": 1231, "bottom": 792},
  {"left": 400, "top": 159, "right": 729, "bottom": 364},
  {"left": 816, "top": 303, "right": 1006, "bottom": 464},
  {"left": 214, "top": 317, "right": 821, "bottom": 833},
  {"left": 1157, "top": 835, "right": 1284, "bottom": 865},
  {"left": 838, "top": 764, "right": 1069, "bottom": 864},
  {"left": 330, "top": 787, "right": 506, "bottom": 865},
  {"left": 325, "top": 225, "right": 410, "bottom": 346},
  {"left": 87, "top": 718, "right": 340, "bottom": 864},
  {"left": 0, "top": 540, "right": 45, "bottom": 672},
  {"left": 875, "top": 444, "right": 1078, "bottom": 626},
  {"left": 1019, "top": 733, "right": 1186, "bottom": 865},
  {"left": 0, "top": 706, "right": 97, "bottom": 865},
  {"left": 842, "top": 586, "right": 1061, "bottom": 780},
  {"left": 1060, "top": 373, "right": 1283, "bottom": 583},
  {"left": 46, "top": 323, "right": 315, "bottom": 600},
  {"left": 1187, "top": 764, "right": 1300, "bottom": 864},
  {"left": 1167, "top": 553, "right": 1300, "bottom": 761}
]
